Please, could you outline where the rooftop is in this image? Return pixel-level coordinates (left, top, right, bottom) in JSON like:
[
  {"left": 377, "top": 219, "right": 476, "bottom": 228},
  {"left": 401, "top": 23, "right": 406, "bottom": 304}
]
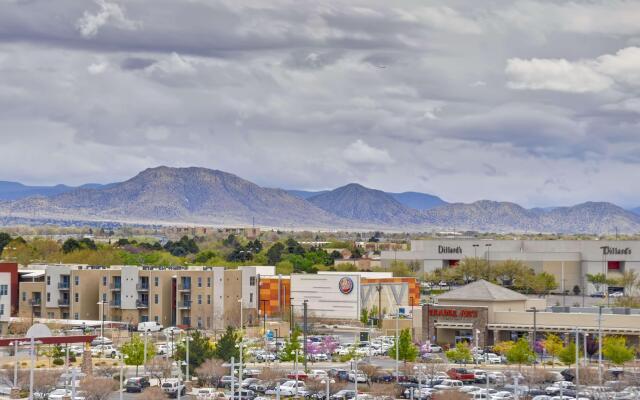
[{"left": 437, "top": 279, "right": 528, "bottom": 302}]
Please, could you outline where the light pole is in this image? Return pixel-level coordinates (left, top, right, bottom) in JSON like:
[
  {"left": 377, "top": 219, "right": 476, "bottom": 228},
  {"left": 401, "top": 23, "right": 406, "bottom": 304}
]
[
  {"left": 584, "top": 332, "right": 589, "bottom": 366},
  {"left": 119, "top": 353, "right": 129, "bottom": 400},
  {"left": 575, "top": 327, "right": 580, "bottom": 396},
  {"left": 143, "top": 332, "right": 150, "bottom": 375},
  {"left": 235, "top": 340, "right": 245, "bottom": 396},
  {"left": 413, "top": 364, "right": 426, "bottom": 399},
  {"left": 485, "top": 244, "right": 492, "bottom": 280},
  {"left": 177, "top": 360, "right": 187, "bottom": 400},
  {"left": 320, "top": 379, "right": 335, "bottom": 400},
  {"left": 185, "top": 329, "right": 193, "bottom": 382},
  {"left": 28, "top": 337, "right": 43, "bottom": 400},
  {"left": 9, "top": 340, "right": 20, "bottom": 389},
  {"left": 238, "top": 298, "right": 243, "bottom": 331},
  {"left": 294, "top": 349, "right": 299, "bottom": 399},
  {"left": 230, "top": 356, "right": 235, "bottom": 400},
  {"left": 598, "top": 305, "right": 603, "bottom": 384},
  {"left": 395, "top": 302, "right": 400, "bottom": 383}
]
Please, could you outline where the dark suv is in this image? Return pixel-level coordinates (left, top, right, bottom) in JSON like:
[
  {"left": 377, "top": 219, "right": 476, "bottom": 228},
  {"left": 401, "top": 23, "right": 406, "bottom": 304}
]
[{"left": 125, "top": 376, "right": 150, "bottom": 392}]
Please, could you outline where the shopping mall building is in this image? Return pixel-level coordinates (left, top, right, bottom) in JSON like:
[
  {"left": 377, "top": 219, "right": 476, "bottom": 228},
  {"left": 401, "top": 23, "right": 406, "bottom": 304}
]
[
  {"left": 422, "top": 280, "right": 640, "bottom": 348},
  {"left": 382, "top": 240, "right": 640, "bottom": 295}
]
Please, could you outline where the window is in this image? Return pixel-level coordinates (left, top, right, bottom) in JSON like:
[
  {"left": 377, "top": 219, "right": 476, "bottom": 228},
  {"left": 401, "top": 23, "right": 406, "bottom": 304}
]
[
  {"left": 22, "top": 292, "right": 26, "bottom": 302},
  {"left": 102, "top": 293, "right": 107, "bottom": 301},
  {"left": 207, "top": 295, "right": 211, "bottom": 305},
  {"left": 198, "top": 295, "right": 202, "bottom": 305},
  {"left": 197, "top": 317, "right": 203, "bottom": 328},
  {"left": 154, "top": 277, "right": 159, "bottom": 287},
  {"left": 154, "top": 294, "right": 159, "bottom": 304},
  {"left": 47, "top": 293, "right": 51, "bottom": 302},
  {"left": 46, "top": 276, "right": 50, "bottom": 285},
  {"left": 75, "top": 293, "right": 79, "bottom": 303},
  {"left": 249, "top": 293, "right": 253, "bottom": 303},
  {"left": 197, "top": 277, "right": 202, "bottom": 288},
  {"left": 249, "top": 276, "right": 256, "bottom": 286},
  {"left": 0, "top": 304, "right": 4, "bottom": 316},
  {"left": 154, "top": 315, "right": 159, "bottom": 322},
  {"left": 141, "top": 315, "right": 149, "bottom": 322},
  {"left": 47, "top": 312, "right": 54, "bottom": 318},
  {"left": 75, "top": 276, "right": 79, "bottom": 286},
  {"left": 74, "top": 313, "right": 79, "bottom": 320},
  {"left": 102, "top": 276, "right": 107, "bottom": 286},
  {"left": 0, "top": 285, "right": 7, "bottom": 295},
  {"left": 207, "top": 277, "right": 211, "bottom": 287}
]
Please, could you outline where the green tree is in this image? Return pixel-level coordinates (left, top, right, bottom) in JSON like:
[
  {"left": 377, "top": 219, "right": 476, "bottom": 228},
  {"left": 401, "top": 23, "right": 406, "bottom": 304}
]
[
  {"left": 62, "top": 238, "right": 82, "bottom": 254},
  {"left": 275, "top": 260, "right": 294, "bottom": 275},
  {"left": 558, "top": 341, "right": 579, "bottom": 367},
  {"left": 360, "top": 308, "right": 369, "bottom": 324},
  {"left": 602, "top": 336, "right": 635, "bottom": 366},
  {"left": 543, "top": 333, "right": 564, "bottom": 364},
  {"left": 121, "top": 335, "right": 156, "bottom": 376},
  {"left": 267, "top": 242, "right": 285, "bottom": 265},
  {"left": 176, "top": 330, "right": 215, "bottom": 374},
  {"left": 279, "top": 329, "right": 302, "bottom": 362},
  {"left": 0, "top": 232, "right": 12, "bottom": 254},
  {"left": 213, "top": 327, "right": 240, "bottom": 362},
  {"left": 506, "top": 337, "right": 534, "bottom": 370},
  {"left": 388, "top": 328, "right": 418, "bottom": 364},
  {"left": 445, "top": 342, "right": 472, "bottom": 365},
  {"left": 528, "top": 272, "right": 558, "bottom": 296},
  {"left": 586, "top": 273, "right": 608, "bottom": 293},
  {"left": 495, "top": 259, "right": 530, "bottom": 286},
  {"left": 390, "top": 261, "right": 412, "bottom": 277}
]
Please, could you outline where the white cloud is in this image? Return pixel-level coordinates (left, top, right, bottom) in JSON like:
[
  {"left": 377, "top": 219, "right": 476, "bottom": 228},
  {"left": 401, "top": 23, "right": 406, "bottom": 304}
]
[
  {"left": 76, "top": 0, "right": 140, "bottom": 38},
  {"left": 146, "top": 53, "right": 196, "bottom": 76},
  {"left": 87, "top": 61, "right": 108, "bottom": 75},
  {"left": 506, "top": 47, "right": 640, "bottom": 93},
  {"left": 343, "top": 139, "right": 394, "bottom": 166},
  {"left": 505, "top": 58, "right": 613, "bottom": 93}
]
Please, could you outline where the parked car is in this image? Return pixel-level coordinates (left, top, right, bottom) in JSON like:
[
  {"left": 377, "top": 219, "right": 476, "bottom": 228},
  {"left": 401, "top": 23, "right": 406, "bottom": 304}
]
[
  {"left": 277, "top": 380, "right": 307, "bottom": 397},
  {"left": 287, "top": 371, "right": 308, "bottom": 381},
  {"left": 311, "top": 353, "right": 329, "bottom": 362},
  {"left": 232, "top": 389, "right": 256, "bottom": 400},
  {"left": 46, "top": 389, "right": 86, "bottom": 400},
  {"left": 90, "top": 336, "right": 112, "bottom": 346},
  {"left": 429, "top": 345, "right": 443, "bottom": 353},
  {"left": 433, "top": 379, "right": 463, "bottom": 390},
  {"left": 219, "top": 376, "right": 239, "bottom": 388},
  {"left": 248, "top": 381, "right": 268, "bottom": 393},
  {"left": 162, "top": 379, "right": 186, "bottom": 398},
  {"left": 329, "top": 369, "right": 349, "bottom": 381},
  {"left": 90, "top": 344, "right": 118, "bottom": 358},
  {"left": 309, "top": 370, "right": 328, "bottom": 380},
  {"left": 125, "top": 376, "right": 150, "bottom": 392},
  {"left": 255, "top": 352, "right": 276, "bottom": 362},
  {"left": 196, "top": 388, "right": 226, "bottom": 400},
  {"left": 163, "top": 327, "right": 184, "bottom": 336},
  {"left": 447, "top": 368, "right": 475, "bottom": 383},
  {"left": 330, "top": 390, "right": 356, "bottom": 400},
  {"left": 348, "top": 370, "right": 367, "bottom": 383}
]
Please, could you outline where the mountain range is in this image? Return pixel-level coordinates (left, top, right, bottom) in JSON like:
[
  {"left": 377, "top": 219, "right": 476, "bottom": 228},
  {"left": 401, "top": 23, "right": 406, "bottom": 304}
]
[{"left": 0, "top": 166, "right": 639, "bottom": 233}]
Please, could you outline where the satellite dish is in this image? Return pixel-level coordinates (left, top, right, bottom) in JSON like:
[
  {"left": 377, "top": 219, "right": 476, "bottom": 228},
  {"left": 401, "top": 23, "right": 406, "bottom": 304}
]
[{"left": 26, "top": 323, "right": 52, "bottom": 339}]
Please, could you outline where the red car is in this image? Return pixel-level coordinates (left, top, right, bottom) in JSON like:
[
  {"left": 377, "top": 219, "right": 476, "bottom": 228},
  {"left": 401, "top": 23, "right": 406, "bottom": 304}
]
[
  {"left": 287, "top": 371, "right": 308, "bottom": 381},
  {"left": 447, "top": 368, "right": 475, "bottom": 383}
]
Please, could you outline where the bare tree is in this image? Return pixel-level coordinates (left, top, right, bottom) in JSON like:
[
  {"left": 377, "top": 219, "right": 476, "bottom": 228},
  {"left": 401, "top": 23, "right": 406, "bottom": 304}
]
[
  {"left": 432, "top": 391, "right": 469, "bottom": 400},
  {"left": 359, "top": 364, "right": 380, "bottom": 385},
  {"left": 93, "top": 366, "right": 117, "bottom": 379},
  {"left": 7, "top": 320, "right": 30, "bottom": 335},
  {"left": 80, "top": 376, "right": 117, "bottom": 400},
  {"left": 146, "top": 356, "right": 173, "bottom": 386},
  {"left": 17, "top": 370, "right": 61, "bottom": 396},
  {"left": 195, "top": 358, "right": 227, "bottom": 387},
  {"left": 258, "top": 366, "right": 286, "bottom": 381},
  {"left": 363, "top": 383, "right": 396, "bottom": 399},
  {"left": 138, "top": 386, "right": 166, "bottom": 400}
]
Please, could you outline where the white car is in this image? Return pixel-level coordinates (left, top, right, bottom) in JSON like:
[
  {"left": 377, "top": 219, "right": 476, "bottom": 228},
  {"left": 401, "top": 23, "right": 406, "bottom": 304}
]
[
  {"left": 490, "top": 392, "right": 514, "bottom": 399},
  {"left": 196, "top": 388, "right": 226, "bottom": 400},
  {"left": 433, "top": 379, "right": 463, "bottom": 390},
  {"left": 47, "top": 389, "right": 86, "bottom": 400},
  {"left": 162, "top": 378, "right": 186, "bottom": 398},
  {"left": 545, "top": 381, "right": 575, "bottom": 395},
  {"left": 428, "top": 345, "right": 443, "bottom": 353},
  {"left": 309, "top": 369, "right": 328, "bottom": 379},
  {"left": 90, "top": 336, "right": 112, "bottom": 346},
  {"left": 348, "top": 370, "right": 367, "bottom": 383},
  {"left": 311, "top": 353, "right": 329, "bottom": 361},
  {"left": 484, "top": 353, "right": 502, "bottom": 364},
  {"left": 163, "top": 326, "right": 184, "bottom": 337},
  {"left": 278, "top": 380, "right": 307, "bottom": 397},
  {"left": 91, "top": 344, "right": 118, "bottom": 358},
  {"left": 138, "top": 321, "right": 162, "bottom": 332}
]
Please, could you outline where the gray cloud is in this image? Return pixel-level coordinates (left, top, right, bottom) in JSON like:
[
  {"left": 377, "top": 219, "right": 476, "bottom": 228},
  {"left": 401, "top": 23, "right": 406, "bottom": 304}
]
[{"left": 0, "top": 0, "right": 639, "bottom": 208}]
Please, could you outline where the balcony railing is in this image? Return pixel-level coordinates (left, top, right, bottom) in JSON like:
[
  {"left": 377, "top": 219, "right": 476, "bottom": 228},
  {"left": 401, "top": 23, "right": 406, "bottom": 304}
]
[
  {"left": 57, "top": 282, "right": 70, "bottom": 290},
  {"left": 179, "top": 300, "right": 191, "bottom": 309},
  {"left": 58, "top": 298, "right": 70, "bottom": 306},
  {"left": 136, "top": 300, "right": 149, "bottom": 308},
  {"left": 30, "top": 298, "right": 42, "bottom": 306},
  {"left": 109, "top": 283, "right": 122, "bottom": 291},
  {"left": 109, "top": 300, "right": 122, "bottom": 308},
  {"left": 136, "top": 283, "right": 149, "bottom": 291},
  {"left": 178, "top": 283, "right": 191, "bottom": 291}
]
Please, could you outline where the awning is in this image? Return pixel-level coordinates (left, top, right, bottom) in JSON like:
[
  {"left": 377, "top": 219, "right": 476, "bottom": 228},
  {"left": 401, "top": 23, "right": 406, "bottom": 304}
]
[
  {"left": 434, "top": 322, "right": 473, "bottom": 329},
  {"left": 21, "top": 271, "right": 45, "bottom": 278}
]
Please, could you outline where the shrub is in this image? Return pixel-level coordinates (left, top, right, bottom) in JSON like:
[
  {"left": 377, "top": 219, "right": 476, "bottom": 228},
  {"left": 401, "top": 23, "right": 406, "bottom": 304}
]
[{"left": 52, "top": 358, "right": 64, "bottom": 366}]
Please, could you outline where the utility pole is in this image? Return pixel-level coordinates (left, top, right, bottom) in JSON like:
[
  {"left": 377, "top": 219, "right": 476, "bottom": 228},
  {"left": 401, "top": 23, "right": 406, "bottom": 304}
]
[
  {"left": 598, "top": 305, "right": 603, "bottom": 385},
  {"left": 303, "top": 300, "right": 308, "bottom": 371},
  {"left": 376, "top": 284, "right": 382, "bottom": 327},
  {"left": 575, "top": 327, "right": 579, "bottom": 396}
]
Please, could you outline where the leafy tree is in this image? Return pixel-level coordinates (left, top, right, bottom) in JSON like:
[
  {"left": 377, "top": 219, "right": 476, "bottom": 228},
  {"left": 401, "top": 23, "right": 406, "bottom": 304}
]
[
  {"left": 275, "top": 260, "right": 294, "bottom": 275},
  {"left": 0, "top": 232, "right": 12, "bottom": 254},
  {"left": 506, "top": 337, "right": 535, "bottom": 370},
  {"left": 267, "top": 243, "right": 285, "bottom": 264},
  {"left": 586, "top": 273, "right": 608, "bottom": 293},
  {"left": 176, "top": 330, "right": 215, "bottom": 374},
  {"left": 528, "top": 272, "right": 558, "bottom": 296},
  {"left": 390, "top": 261, "right": 413, "bottom": 277},
  {"left": 79, "top": 238, "right": 97, "bottom": 250},
  {"left": 558, "top": 341, "right": 579, "bottom": 367},
  {"left": 445, "top": 342, "right": 472, "bottom": 365},
  {"left": 164, "top": 236, "right": 199, "bottom": 256},
  {"left": 543, "top": 333, "right": 564, "bottom": 364},
  {"left": 602, "top": 336, "right": 635, "bottom": 366},
  {"left": 194, "top": 250, "right": 217, "bottom": 263},
  {"left": 195, "top": 358, "right": 227, "bottom": 387},
  {"left": 388, "top": 328, "right": 418, "bottom": 364},
  {"left": 360, "top": 308, "right": 369, "bottom": 325},
  {"left": 213, "top": 327, "right": 240, "bottom": 362},
  {"left": 617, "top": 270, "right": 639, "bottom": 296},
  {"left": 285, "top": 238, "right": 305, "bottom": 255},
  {"left": 493, "top": 341, "right": 515, "bottom": 355},
  {"left": 223, "top": 234, "right": 240, "bottom": 248},
  {"left": 329, "top": 250, "right": 342, "bottom": 260},
  {"left": 279, "top": 329, "right": 302, "bottom": 362},
  {"left": 62, "top": 238, "right": 82, "bottom": 254},
  {"left": 495, "top": 259, "right": 531, "bottom": 286},
  {"left": 121, "top": 334, "right": 156, "bottom": 376}
]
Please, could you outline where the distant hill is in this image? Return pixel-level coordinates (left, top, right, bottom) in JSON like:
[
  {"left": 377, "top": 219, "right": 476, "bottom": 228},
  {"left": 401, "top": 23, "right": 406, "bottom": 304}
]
[
  {"left": 388, "top": 191, "right": 447, "bottom": 210},
  {"left": 0, "top": 181, "right": 106, "bottom": 200},
  {"left": 0, "top": 167, "right": 340, "bottom": 227},
  {"left": 630, "top": 207, "right": 640, "bottom": 216},
  {"left": 307, "top": 183, "right": 423, "bottom": 225},
  {"left": 0, "top": 167, "right": 638, "bottom": 233}
]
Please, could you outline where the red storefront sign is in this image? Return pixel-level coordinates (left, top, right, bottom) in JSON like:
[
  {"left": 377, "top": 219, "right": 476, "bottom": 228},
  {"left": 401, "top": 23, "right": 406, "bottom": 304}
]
[{"left": 428, "top": 308, "right": 478, "bottom": 318}]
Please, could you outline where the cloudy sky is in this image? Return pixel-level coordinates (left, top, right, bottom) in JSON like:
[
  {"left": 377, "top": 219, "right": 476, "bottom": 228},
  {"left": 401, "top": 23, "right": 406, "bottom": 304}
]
[{"left": 1, "top": 0, "right": 640, "bottom": 208}]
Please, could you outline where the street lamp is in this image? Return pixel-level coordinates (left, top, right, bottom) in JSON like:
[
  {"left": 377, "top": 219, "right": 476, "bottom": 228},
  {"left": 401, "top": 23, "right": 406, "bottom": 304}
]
[
  {"left": 320, "top": 379, "right": 335, "bottom": 400},
  {"left": 413, "top": 364, "right": 426, "bottom": 399},
  {"left": 142, "top": 332, "right": 151, "bottom": 375},
  {"left": 177, "top": 360, "right": 187, "bottom": 400},
  {"left": 97, "top": 299, "right": 108, "bottom": 346},
  {"left": 485, "top": 244, "right": 492, "bottom": 280},
  {"left": 238, "top": 298, "right": 243, "bottom": 331},
  {"left": 119, "top": 353, "right": 129, "bottom": 400},
  {"left": 185, "top": 329, "right": 193, "bottom": 382},
  {"left": 395, "top": 302, "right": 400, "bottom": 383},
  {"left": 235, "top": 340, "right": 245, "bottom": 396}
]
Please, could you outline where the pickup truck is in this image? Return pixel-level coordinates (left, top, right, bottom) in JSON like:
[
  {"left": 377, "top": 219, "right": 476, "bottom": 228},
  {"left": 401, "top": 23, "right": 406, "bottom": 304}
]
[{"left": 447, "top": 368, "right": 475, "bottom": 383}]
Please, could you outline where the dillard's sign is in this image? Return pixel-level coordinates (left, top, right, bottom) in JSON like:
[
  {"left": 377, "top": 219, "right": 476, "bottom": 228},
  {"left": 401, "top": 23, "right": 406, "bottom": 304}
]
[
  {"left": 438, "top": 245, "right": 462, "bottom": 255},
  {"left": 600, "top": 246, "right": 632, "bottom": 256}
]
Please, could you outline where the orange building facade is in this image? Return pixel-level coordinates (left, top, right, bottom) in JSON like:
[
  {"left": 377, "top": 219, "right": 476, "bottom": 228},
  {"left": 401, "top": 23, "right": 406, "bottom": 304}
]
[{"left": 259, "top": 277, "right": 291, "bottom": 317}]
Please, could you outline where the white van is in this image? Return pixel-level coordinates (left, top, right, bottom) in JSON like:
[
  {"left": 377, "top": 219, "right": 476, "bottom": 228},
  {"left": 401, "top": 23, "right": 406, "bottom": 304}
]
[{"left": 138, "top": 321, "right": 162, "bottom": 332}]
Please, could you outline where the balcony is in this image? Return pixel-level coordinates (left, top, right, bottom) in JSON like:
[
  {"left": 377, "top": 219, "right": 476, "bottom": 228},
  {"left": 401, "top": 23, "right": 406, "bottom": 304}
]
[
  {"left": 30, "top": 298, "right": 42, "bottom": 307},
  {"left": 109, "top": 283, "right": 122, "bottom": 291},
  {"left": 109, "top": 300, "right": 122, "bottom": 308},
  {"left": 136, "top": 283, "right": 149, "bottom": 292},
  {"left": 178, "top": 300, "right": 191, "bottom": 309},
  {"left": 57, "top": 282, "right": 70, "bottom": 290},
  {"left": 136, "top": 300, "right": 149, "bottom": 308},
  {"left": 58, "top": 298, "right": 70, "bottom": 307},
  {"left": 178, "top": 284, "right": 191, "bottom": 292}
]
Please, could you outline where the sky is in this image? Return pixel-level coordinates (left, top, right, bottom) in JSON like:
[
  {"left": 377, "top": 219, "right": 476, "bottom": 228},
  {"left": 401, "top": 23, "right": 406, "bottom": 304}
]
[{"left": 1, "top": 0, "right": 640, "bottom": 208}]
